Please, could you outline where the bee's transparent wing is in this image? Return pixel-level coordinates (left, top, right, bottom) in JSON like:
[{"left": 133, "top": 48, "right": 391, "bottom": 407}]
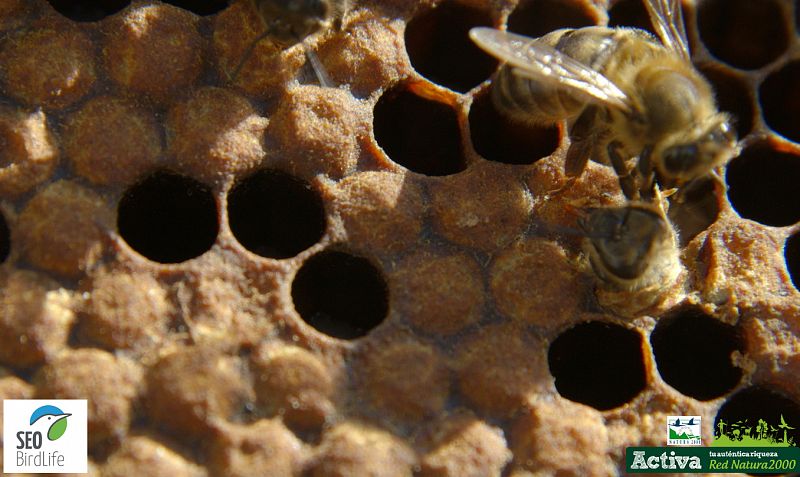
[
  {"left": 644, "top": 0, "right": 690, "bottom": 61},
  {"left": 470, "top": 27, "right": 631, "bottom": 113}
]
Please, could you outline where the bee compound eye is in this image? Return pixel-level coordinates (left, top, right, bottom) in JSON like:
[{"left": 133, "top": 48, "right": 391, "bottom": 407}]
[{"left": 662, "top": 144, "right": 699, "bottom": 175}]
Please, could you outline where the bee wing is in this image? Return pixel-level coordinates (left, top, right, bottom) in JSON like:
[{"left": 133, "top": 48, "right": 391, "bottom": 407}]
[
  {"left": 470, "top": 27, "right": 631, "bottom": 113},
  {"left": 644, "top": 0, "right": 690, "bottom": 61}
]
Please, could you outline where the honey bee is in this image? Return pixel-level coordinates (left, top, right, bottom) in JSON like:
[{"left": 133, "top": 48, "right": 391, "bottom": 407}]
[
  {"left": 470, "top": 0, "right": 738, "bottom": 201},
  {"left": 578, "top": 198, "right": 680, "bottom": 293},
  {"left": 228, "top": 0, "right": 347, "bottom": 85}
]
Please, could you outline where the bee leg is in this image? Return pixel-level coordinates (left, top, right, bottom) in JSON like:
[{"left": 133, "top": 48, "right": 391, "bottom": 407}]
[
  {"left": 636, "top": 145, "right": 656, "bottom": 201},
  {"left": 564, "top": 107, "right": 599, "bottom": 178},
  {"left": 607, "top": 140, "right": 638, "bottom": 200}
]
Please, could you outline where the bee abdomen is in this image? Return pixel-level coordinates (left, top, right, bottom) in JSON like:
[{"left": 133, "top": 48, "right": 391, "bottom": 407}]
[{"left": 492, "top": 65, "right": 585, "bottom": 124}]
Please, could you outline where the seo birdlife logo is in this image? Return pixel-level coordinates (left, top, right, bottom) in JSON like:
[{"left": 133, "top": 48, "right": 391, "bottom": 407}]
[{"left": 3, "top": 399, "right": 87, "bottom": 473}]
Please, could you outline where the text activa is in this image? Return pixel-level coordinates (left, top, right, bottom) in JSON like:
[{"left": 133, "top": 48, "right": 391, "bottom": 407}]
[{"left": 630, "top": 450, "right": 702, "bottom": 470}]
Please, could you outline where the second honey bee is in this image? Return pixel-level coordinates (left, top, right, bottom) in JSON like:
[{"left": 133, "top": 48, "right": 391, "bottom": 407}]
[
  {"left": 470, "top": 0, "right": 738, "bottom": 201},
  {"left": 229, "top": 0, "right": 347, "bottom": 85}
]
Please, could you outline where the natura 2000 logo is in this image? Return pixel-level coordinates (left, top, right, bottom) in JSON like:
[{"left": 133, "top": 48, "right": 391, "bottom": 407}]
[{"left": 3, "top": 399, "right": 87, "bottom": 474}]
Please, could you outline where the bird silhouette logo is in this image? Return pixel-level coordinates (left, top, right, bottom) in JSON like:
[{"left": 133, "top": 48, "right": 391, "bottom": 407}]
[{"left": 29, "top": 405, "right": 71, "bottom": 441}]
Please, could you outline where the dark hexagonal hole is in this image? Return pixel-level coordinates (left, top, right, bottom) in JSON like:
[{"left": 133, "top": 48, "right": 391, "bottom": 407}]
[
  {"left": 608, "top": 0, "right": 656, "bottom": 36},
  {"left": 404, "top": 1, "right": 496, "bottom": 93},
  {"left": 291, "top": 251, "right": 388, "bottom": 340},
  {"left": 548, "top": 321, "right": 647, "bottom": 411},
  {"left": 700, "top": 65, "right": 754, "bottom": 139},
  {"left": 786, "top": 232, "right": 800, "bottom": 292},
  {"left": 508, "top": 0, "right": 597, "bottom": 39},
  {"left": 668, "top": 178, "right": 721, "bottom": 246},
  {"left": 698, "top": 0, "right": 789, "bottom": 70},
  {"left": 118, "top": 170, "right": 218, "bottom": 263},
  {"left": 374, "top": 85, "right": 466, "bottom": 176},
  {"left": 651, "top": 308, "right": 743, "bottom": 401},
  {"left": 760, "top": 61, "right": 800, "bottom": 144},
  {"left": 45, "top": 0, "right": 130, "bottom": 22},
  {"left": 0, "top": 210, "right": 9, "bottom": 264},
  {"left": 228, "top": 170, "right": 325, "bottom": 259},
  {"left": 468, "top": 90, "right": 559, "bottom": 165},
  {"left": 161, "top": 0, "right": 229, "bottom": 16},
  {"left": 715, "top": 387, "right": 800, "bottom": 448},
  {"left": 726, "top": 145, "right": 800, "bottom": 227}
]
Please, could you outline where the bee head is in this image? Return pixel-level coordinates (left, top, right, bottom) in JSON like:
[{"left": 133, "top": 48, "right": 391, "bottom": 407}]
[
  {"left": 258, "top": 0, "right": 331, "bottom": 44},
  {"left": 657, "top": 114, "right": 738, "bottom": 182},
  {"left": 580, "top": 206, "right": 668, "bottom": 281}
]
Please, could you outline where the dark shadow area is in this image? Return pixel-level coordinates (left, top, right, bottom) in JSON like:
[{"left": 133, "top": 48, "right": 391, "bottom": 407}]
[
  {"left": 786, "top": 232, "right": 800, "bottom": 292},
  {"left": 508, "top": 0, "right": 597, "bottom": 39},
  {"left": 404, "top": 1, "right": 497, "bottom": 93},
  {"left": 468, "top": 91, "right": 559, "bottom": 165},
  {"left": 291, "top": 251, "right": 388, "bottom": 340},
  {"left": 698, "top": 0, "right": 788, "bottom": 70},
  {"left": 651, "top": 308, "right": 743, "bottom": 400},
  {"left": 117, "top": 170, "right": 218, "bottom": 263},
  {"left": 45, "top": 0, "right": 130, "bottom": 22},
  {"left": 760, "top": 61, "right": 800, "bottom": 144},
  {"left": 228, "top": 170, "right": 325, "bottom": 259},
  {"left": 668, "top": 178, "right": 721, "bottom": 246},
  {"left": 548, "top": 321, "right": 646, "bottom": 410},
  {"left": 726, "top": 145, "right": 800, "bottom": 227},
  {"left": 700, "top": 66, "right": 754, "bottom": 139},
  {"left": 374, "top": 84, "right": 466, "bottom": 176}
]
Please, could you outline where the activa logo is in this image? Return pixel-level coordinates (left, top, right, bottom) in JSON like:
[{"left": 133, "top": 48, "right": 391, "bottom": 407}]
[
  {"left": 3, "top": 399, "right": 87, "bottom": 474},
  {"left": 17, "top": 405, "right": 72, "bottom": 449}
]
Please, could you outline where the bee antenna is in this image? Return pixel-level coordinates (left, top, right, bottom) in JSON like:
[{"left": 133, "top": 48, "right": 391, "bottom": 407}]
[
  {"left": 305, "top": 47, "right": 333, "bottom": 87},
  {"left": 227, "top": 29, "right": 273, "bottom": 84}
]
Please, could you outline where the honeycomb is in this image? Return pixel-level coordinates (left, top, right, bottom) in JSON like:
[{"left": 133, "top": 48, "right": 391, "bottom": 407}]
[{"left": 1, "top": 0, "right": 799, "bottom": 475}]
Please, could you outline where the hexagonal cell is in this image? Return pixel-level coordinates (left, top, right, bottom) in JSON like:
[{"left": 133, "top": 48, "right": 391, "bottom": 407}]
[
  {"left": 651, "top": 308, "right": 743, "bottom": 400},
  {"left": 548, "top": 321, "right": 646, "bottom": 410},
  {"left": 162, "top": 0, "right": 229, "bottom": 16},
  {"left": 468, "top": 91, "right": 559, "bottom": 165},
  {"left": 508, "top": 0, "right": 597, "bottom": 39},
  {"left": 117, "top": 170, "right": 218, "bottom": 263},
  {"left": 607, "top": 0, "right": 656, "bottom": 36},
  {"left": 291, "top": 251, "right": 388, "bottom": 339},
  {"left": 373, "top": 85, "right": 466, "bottom": 176},
  {"left": 404, "top": 1, "right": 496, "bottom": 93},
  {"left": 45, "top": 0, "right": 130, "bottom": 22},
  {"left": 668, "top": 178, "right": 721, "bottom": 246},
  {"left": 726, "top": 145, "right": 800, "bottom": 227},
  {"left": 714, "top": 386, "right": 800, "bottom": 446},
  {"left": 786, "top": 232, "right": 800, "bottom": 292},
  {"left": 699, "top": 66, "right": 754, "bottom": 139},
  {"left": 0, "top": 211, "right": 8, "bottom": 264},
  {"left": 760, "top": 61, "right": 800, "bottom": 144},
  {"left": 228, "top": 170, "right": 326, "bottom": 259},
  {"left": 698, "top": 0, "right": 789, "bottom": 70}
]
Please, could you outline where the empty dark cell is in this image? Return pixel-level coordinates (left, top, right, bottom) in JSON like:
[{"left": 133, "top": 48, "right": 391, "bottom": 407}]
[
  {"left": 373, "top": 86, "right": 466, "bottom": 176},
  {"left": 161, "top": 0, "right": 229, "bottom": 16},
  {"left": 468, "top": 91, "right": 559, "bottom": 165},
  {"left": 291, "top": 251, "right": 388, "bottom": 340},
  {"left": 716, "top": 387, "right": 800, "bottom": 448},
  {"left": 667, "top": 178, "right": 720, "bottom": 246},
  {"left": 0, "top": 211, "right": 9, "bottom": 264},
  {"left": 608, "top": 0, "right": 656, "bottom": 36},
  {"left": 404, "top": 2, "right": 496, "bottom": 93},
  {"left": 508, "top": 0, "right": 597, "bottom": 39},
  {"left": 651, "top": 309, "right": 742, "bottom": 401},
  {"left": 786, "top": 233, "right": 800, "bottom": 292},
  {"left": 228, "top": 170, "right": 325, "bottom": 259},
  {"left": 117, "top": 171, "right": 218, "bottom": 264},
  {"left": 46, "top": 0, "right": 130, "bottom": 22},
  {"left": 700, "top": 66, "right": 754, "bottom": 139},
  {"left": 548, "top": 321, "right": 646, "bottom": 411},
  {"left": 726, "top": 146, "right": 800, "bottom": 227},
  {"left": 698, "top": 0, "right": 788, "bottom": 70},
  {"left": 760, "top": 61, "right": 800, "bottom": 144}
]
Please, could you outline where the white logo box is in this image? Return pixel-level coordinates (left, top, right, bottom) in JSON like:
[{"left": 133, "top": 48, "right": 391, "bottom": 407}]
[{"left": 3, "top": 399, "right": 88, "bottom": 474}]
